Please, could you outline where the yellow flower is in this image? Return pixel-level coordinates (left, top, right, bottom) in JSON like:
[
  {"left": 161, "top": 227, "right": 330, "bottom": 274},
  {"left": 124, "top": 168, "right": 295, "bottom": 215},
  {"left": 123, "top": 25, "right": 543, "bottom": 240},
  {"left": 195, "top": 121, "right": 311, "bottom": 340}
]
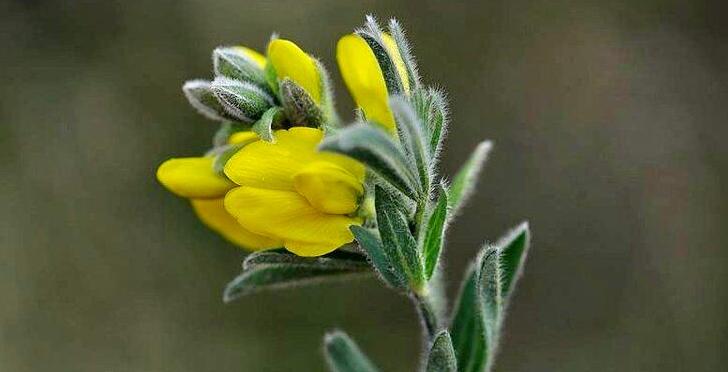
[
  {"left": 223, "top": 127, "right": 365, "bottom": 257},
  {"left": 267, "top": 39, "right": 321, "bottom": 103},
  {"left": 336, "top": 33, "right": 409, "bottom": 132},
  {"left": 156, "top": 133, "right": 281, "bottom": 251}
]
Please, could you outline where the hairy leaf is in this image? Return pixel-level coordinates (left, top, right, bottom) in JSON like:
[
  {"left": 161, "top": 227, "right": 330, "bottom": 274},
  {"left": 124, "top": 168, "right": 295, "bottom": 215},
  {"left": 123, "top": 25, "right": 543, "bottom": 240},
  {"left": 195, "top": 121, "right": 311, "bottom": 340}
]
[
  {"left": 350, "top": 226, "right": 405, "bottom": 289},
  {"left": 279, "top": 78, "right": 323, "bottom": 128},
  {"left": 324, "top": 330, "right": 379, "bottom": 372},
  {"left": 319, "top": 125, "right": 419, "bottom": 199},
  {"left": 211, "top": 77, "right": 274, "bottom": 123},
  {"left": 497, "top": 222, "right": 531, "bottom": 306},
  {"left": 426, "top": 330, "right": 457, "bottom": 372},
  {"left": 252, "top": 106, "right": 284, "bottom": 142},
  {"left": 223, "top": 250, "right": 370, "bottom": 302},
  {"left": 212, "top": 47, "right": 268, "bottom": 89},
  {"left": 423, "top": 185, "right": 449, "bottom": 280},
  {"left": 390, "top": 96, "right": 430, "bottom": 194},
  {"left": 448, "top": 141, "right": 492, "bottom": 215},
  {"left": 375, "top": 186, "right": 424, "bottom": 287},
  {"left": 182, "top": 79, "right": 230, "bottom": 121}
]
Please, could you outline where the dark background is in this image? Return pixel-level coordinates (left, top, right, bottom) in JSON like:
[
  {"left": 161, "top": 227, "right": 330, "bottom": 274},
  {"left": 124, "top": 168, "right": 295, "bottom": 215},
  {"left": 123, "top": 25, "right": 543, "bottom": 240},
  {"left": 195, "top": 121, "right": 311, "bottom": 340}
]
[{"left": 2, "top": 0, "right": 726, "bottom": 371}]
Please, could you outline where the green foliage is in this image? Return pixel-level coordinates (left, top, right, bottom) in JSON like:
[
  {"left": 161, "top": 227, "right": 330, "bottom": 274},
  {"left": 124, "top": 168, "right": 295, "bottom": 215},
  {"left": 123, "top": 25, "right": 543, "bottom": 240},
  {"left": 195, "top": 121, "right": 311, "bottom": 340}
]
[
  {"left": 324, "top": 330, "right": 379, "bottom": 372},
  {"left": 350, "top": 226, "right": 405, "bottom": 289},
  {"left": 423, "top": 185, "right": 449, "bottom": 280},
  {"left": 223, "top": 249, "right": 371, "bottom": 302},
  {"left": 448, "top": 141, "right": 492, "bottom": 215},
  {"left": 390, "top": 96, "right": 430, "bottom": 195},
  {"left": 182, "top": 79, "right": 231, "bottom": 122},
  {"left": 426, "top": 330, "right": 458, "bottom": 372},
  {"left": 450, "top": 223, "right": 531, "bottom": 372}
]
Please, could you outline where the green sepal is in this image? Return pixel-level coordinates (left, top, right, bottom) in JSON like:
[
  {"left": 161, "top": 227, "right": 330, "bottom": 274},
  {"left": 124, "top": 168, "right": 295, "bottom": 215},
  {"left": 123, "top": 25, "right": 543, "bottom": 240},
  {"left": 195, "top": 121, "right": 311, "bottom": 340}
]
[
  {"left": 388, "top": 18, "right": 422, "bottom": 91},
  {"left": 279, "top": 78, "right": 323, "bottom": 128},
  {"left": 390, "top": 96, "right": 430, "bottom": 195},
  {"left": 358, "top": 16, "right": 407, "bottom": 95},
  {"left": 264, "top": 61, "right": 279, "bottom": 96},
  {"left": 323, "top": 330, "right": 379, "bottom": 372},
  {"left": 252, "top": 106, "right": 284, "bottom": 142},
  {"left": 423, "top": 184, "right": 449, "bottom": 280},
  {"left": 350, "top": 226, "right": 405, "bottom": 289},
  {"left": 448, "top": 141, "right": 492, "bottom": 215},
  {"left": 223, "top": 249, "right": 371, "bottom": 302},
  {"left": 374, "top": 186, "right": 424, "bottom": 290},
  {"left": 182, "top": 79, "right": 232, "bottom": 121},
  {"left": 212, "top": 47, "right": 269, "bottom": 91},
  {"left": 319, "top": 125, "right": 419, "bottom": 200},
  {"left": 211, "top": 77, "right": 274, "bottom": 123},
  {"left": 426, "top": 330, "right": 457, "bottom": 372}
]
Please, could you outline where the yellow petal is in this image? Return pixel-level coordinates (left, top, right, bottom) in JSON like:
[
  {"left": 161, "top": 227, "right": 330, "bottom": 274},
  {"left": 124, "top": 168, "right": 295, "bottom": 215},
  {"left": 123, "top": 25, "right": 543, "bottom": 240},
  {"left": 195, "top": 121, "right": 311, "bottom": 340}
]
[
  {"left": 381, "top": 34, "right": 410, "bottom": 93},
  {"left": 223, "top": 127, "right": 324, "bottom": 191},
  {"left": 267, "top": 39, "right": 321, "bottom": 103},
  {"left": 336, "top": 34, "right": 395, "bottom": 131},
  {"left": 234, "top": 46, "right": 267, "bottom": 69},
  {"left": 293, "top": 161, "right": 363, "bottom": 215},
  {"left": 191, "top": 198, "right": 281, "bottom": 250},
  {"left": 224, "top": 186, "right": 360, "bottom": 256},
  {"left": 157, "top": 157, "right": 234, "bottom": 199},
  {"left": 227, "top": 131, "right": 259, "bottom": 145}
]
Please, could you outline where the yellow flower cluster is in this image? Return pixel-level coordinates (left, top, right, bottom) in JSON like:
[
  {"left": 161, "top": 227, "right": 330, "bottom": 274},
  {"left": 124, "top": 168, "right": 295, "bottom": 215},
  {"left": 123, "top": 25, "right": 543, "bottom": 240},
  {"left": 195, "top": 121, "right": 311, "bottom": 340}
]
[{"left": 157, "top": 29, "right": 410, "bottom": 256}]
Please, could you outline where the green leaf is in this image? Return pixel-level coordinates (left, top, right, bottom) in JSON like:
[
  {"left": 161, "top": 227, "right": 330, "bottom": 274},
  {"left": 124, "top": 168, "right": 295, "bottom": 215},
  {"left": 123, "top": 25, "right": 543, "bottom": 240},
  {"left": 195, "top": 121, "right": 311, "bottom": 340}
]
[
  {"left": 223, "top": 250, "right": 371, "bottom": 302},
  {"left": 390, "top": 96, "right": 430, "bottom": 194},
  {"left": 182, "top": 79, "right": 230, "bottom": 121},
  {"left": 319, "top": 125, "right": 419, "bottom": 200},
  {"left": 423, "top": 185, "right": 449, "bottom": 280},
  {"left": 448, "top": 141, "right": 492, "bottom": 214},
  {"left": 350, "top": 226, "right": 405, "bottom": 289},
  {"left": 426, "top": 330, "right": 457, "bottom": 372},
  {"left": 252, "top": 106, "right": 284, "bottom": 142},
  {"left": 450, "top": 246, "right": 501, "bottom": 372},
  {"left": 374, "top": 186, "right": 424, "bottom": 288},
  {"left": 388, "top": 18, "right": 421, "bottom": 91},
  {"left": 279, "top": 78, "right": 323, "bottom": 128},
  {"left": 324, "top": 330, "right": 379, "bottom": 372},
  {"left": 211, "top": 77, "right": 274, "bottom": 123},
  {"left": 212, "top": 47, "right": 268, "bottom": 89},
  {"left": 358, "top": 16, "right": 406, "bottom": 96},
  {"left": 497, "top": 222, "right": 531, "bottom": 305}
]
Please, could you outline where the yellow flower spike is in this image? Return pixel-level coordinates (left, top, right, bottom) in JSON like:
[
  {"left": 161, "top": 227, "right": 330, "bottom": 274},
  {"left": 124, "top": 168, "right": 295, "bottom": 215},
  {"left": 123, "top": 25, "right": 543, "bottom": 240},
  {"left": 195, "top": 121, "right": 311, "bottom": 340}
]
[
  {"left": 380, "top": 34, "right": 410, "bottom": 93},
  {"left": 191, "top": 198, "right": 282, "bottom": 250},
  {"left": 156, "top": 157, "right": 235, "bottom": 199},
  {"left": 267, "top": 39, "right": 321, "bottom": 103},
  {"left": 223, "top": 127, "right": 365, "bottom": 256},
  {"left": 336, "top": 34, "right": 396, "bottom": 131},
  {"left": 234, "top": 46, "right": 267, "bottom": 69}
]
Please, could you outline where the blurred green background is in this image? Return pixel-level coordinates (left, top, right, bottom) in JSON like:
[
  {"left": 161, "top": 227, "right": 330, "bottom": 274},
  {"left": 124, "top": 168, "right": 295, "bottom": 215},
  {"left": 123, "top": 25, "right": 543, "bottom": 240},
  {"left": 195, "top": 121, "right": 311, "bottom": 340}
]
[{"left": 2, "top": 0, "right": 726, "bottom": 371}]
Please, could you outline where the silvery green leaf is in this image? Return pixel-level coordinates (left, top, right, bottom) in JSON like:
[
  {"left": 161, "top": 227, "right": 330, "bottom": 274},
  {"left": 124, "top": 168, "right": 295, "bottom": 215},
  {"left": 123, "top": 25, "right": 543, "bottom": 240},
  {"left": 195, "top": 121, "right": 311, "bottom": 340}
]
[
  {"left": 212, "top": 121, "right": 252, "bottom": 147},
  {"left": 374, "top": 186, "right": 424, "bottom": 288},
  {"left": 223, "top": 250, "right": 371, "bottom": 302},
  {"left": 390, "top": 96, "right": 430, "bottom": 194},
  {"left": 252, "top": 106, "right": 284, "bottom": 142},
  {"left": 423, "top": 185, "right": 449, "bottom": 280},
  {"left": 350, "top": 226, "right": 405, "bottom": 289},
  {"left": 182, "top": 79, "right": 230, "bottom": 121},
  {"left": 388, "top": 18, "right": 421, "bottom": 91},
  {"left": 243, "top": 248, "right": 370, "bottom": 271},
  {"left": 211, "top": 77, "right": 274, "bottom": 123},
  {"left": 497, "top": 222, "right": 531, "bottom": 306},
  {"left": 410, "top": 88, "right": 448, "bottom": 160},
  {"left": 324, "top": 330, "right": 379, "bottom": 372},
  {"left": 279, "top": 78, "right": 323, "bottom": 128},
  {"left": 212, "top": 47, "right": 268, "bottom": 89},
  {"left": 448, "top": 141, "right": 492, "bottom": 215},
  {"left": 450, "top": 246, "right": 501, "bottom": 372},
  {"left": 319, "top": 125, "right": 419, "bottom": 200},
  {"left": 426, "top": 330, "right": 457, "bottom": 372},
  {"left": 357, "top": 15, "right": 406, "bottom": 95}
]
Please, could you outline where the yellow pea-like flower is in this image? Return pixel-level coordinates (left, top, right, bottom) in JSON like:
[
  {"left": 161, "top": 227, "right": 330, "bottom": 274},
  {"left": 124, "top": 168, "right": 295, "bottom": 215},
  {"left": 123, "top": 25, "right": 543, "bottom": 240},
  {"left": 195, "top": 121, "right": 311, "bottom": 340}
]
[
  {"left": 223, "top": 127, "right": 365, "bottom": 257},
  {"left": 267, "top": 39, "right": 321, "bottom": 103},
  {"left": 336, "top": 33, "right": 409, "bottom": 132},
  {"left": 156, "top": 138, "right": 281, "bottom": 251}
]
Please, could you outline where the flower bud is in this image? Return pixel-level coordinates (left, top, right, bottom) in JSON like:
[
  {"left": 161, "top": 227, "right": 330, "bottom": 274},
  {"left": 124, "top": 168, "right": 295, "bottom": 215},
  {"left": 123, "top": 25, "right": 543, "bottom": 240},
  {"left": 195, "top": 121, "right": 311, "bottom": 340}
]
[
  {"left": 212, "top": 47, "right": 268, "bottom": 89},
  {"left": 279, "top": 78, "right": 322, "bottom": 128},
  {"left": 211, "top": 77, "right": 275, "bottom": 123},
  {"left": 182, "top": 80, "right": 231, "bottom": 121}
]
